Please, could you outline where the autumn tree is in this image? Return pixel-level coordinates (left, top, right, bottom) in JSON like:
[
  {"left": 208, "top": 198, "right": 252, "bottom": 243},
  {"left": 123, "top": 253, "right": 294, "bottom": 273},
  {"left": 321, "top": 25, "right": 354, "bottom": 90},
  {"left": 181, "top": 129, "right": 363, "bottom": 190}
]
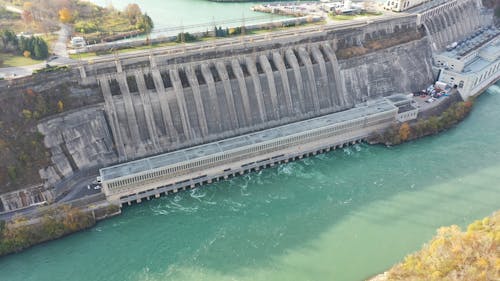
[
  {"left": 125, "top": 3, "right": 142, "bottom": 25},
  {"left": 58, "top": 7, "right": 72, "bottom": 23},
  {"left": 387, "top": 211, "right": 499, "bottom": 281},
  {"left": 57, "top": 100, "right": 64, "bottom": 113},
  {"left": 399, "top": 122, "right": 411, "bottom": 142},
  {"left": 21, "top": 10, "right": 33, "bottom": 26}
]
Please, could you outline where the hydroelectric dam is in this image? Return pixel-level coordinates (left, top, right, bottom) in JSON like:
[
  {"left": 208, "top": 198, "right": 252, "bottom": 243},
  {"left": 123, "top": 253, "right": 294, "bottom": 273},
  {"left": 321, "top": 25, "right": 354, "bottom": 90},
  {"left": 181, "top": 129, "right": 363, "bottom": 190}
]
[{"left": 0, "top": 0, "right": 497, "bottom": 210}]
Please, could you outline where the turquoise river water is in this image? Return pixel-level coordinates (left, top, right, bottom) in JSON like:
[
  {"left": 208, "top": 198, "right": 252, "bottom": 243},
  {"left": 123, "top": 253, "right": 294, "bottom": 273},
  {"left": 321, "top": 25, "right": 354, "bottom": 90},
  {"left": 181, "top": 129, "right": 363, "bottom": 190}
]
[
  {"left": 87, "top": 0, "right": 293, "bottom": 36},
  {"left": 1, "top": 83, "right": 499, "bottom": 280}
]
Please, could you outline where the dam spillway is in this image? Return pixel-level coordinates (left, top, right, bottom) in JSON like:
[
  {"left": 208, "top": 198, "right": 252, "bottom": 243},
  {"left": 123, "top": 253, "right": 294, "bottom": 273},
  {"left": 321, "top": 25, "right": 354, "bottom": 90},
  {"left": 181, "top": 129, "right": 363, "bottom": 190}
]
[{"left": 79, "top": 15, "right": 434, "bottom": 163}]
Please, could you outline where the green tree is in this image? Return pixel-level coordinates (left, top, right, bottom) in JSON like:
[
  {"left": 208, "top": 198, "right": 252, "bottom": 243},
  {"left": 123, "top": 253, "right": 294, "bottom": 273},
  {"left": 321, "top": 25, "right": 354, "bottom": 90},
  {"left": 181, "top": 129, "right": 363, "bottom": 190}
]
[
  {"left": 32, "top": 37, "right": 48, "bottom": 59},
  {"left": 137, "top": 13, "right": 153, "bottom": 34},
  {"left": 176, "top": 32, "right": 196, "bottom": 43}
]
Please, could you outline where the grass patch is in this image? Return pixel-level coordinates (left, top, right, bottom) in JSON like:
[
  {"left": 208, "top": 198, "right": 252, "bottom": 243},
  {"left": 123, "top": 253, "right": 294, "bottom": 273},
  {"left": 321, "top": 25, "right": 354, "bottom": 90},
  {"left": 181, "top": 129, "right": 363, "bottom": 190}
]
[
  {"left": 0, "top": 53, "right": 43, "bottom": 67},
  {"left": 69, "top": 52, "right": 98, "bottom": 60}
]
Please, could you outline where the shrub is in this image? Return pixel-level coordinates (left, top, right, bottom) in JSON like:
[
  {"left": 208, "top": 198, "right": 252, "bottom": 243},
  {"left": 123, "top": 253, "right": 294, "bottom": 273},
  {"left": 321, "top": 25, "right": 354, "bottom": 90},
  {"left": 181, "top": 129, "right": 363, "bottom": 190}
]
[
  {"left": 387, "top": 211, "right": 500, "bottom": 281},
  {"left": 0, "top": 205, "right": 95, "bottom": 256},
  {"left": 74, "top": 21, "right": 99, "bottom": 34},
  {"left": 176, "top": 32, "right": 196, "bottom": 43},
  {"left": 372, "top": 99, "right": 474, "bottom": 145}
]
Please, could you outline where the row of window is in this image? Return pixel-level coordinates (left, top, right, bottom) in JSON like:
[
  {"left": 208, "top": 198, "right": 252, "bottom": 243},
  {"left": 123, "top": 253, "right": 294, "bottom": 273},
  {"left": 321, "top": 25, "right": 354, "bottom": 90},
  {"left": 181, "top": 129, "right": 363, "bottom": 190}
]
[
  {"left": 106, "top": 111, "right": 395, "bottom": 192},
  {"left": 472, "top": 62, "right": 500, "bottom": 88}
]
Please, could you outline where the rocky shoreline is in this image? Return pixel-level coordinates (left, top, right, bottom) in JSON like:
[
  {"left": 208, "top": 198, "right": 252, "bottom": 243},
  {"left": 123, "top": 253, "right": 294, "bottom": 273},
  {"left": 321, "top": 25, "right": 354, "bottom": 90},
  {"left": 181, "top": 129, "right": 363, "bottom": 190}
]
[{"left": 0, "top": 201, "right": 120, "bottom": 257}]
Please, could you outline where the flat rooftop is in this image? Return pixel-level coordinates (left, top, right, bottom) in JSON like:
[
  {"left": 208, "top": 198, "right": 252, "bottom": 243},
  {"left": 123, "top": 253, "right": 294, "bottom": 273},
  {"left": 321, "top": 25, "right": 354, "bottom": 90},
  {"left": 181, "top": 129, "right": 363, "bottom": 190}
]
[
  {"left": 463, "top": 57, "right": 495, "bottom": 73},
  {"left": 100, "top": 98, "right": 397, "bottom": 181},
  {"left": 441, "top": 26, "right": 499, "bottom": 60}
]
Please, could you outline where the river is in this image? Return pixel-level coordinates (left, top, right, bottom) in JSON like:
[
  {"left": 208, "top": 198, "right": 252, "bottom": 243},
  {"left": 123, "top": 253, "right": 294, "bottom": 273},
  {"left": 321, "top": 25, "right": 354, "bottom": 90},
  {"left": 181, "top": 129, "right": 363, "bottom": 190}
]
[
  {"left": 87, "top": 0, "right": 294, "bottom": 36},
  {"left": 1, "top": 83, "right": 499, "bottom": 280}
]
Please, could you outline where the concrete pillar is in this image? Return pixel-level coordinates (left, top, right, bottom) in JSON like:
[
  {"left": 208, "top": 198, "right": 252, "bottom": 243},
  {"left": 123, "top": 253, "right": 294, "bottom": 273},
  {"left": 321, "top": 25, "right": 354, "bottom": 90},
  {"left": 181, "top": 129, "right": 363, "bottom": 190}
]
[
  {"left": 115, "top": 60, "right": 123, "bottom": 73},
  {"left": 298, "top": 47, "right": 320, "bottom": 112},
  {"left": 245, "top": 56, "right": 267, "bottom": 122},
  {"left": 185, "top": 65, "right": 209, "bottom": 137},
  {"left": 285, "top": 49, "right": 306, "bottom": 113},
  {"left": 155, "top": 193, "right": 160, "bottom": 198},
  {"left": 231, "top": 59, "right": 253, "bottom": 125},
  {"left": 311, "top": 45, "right": 332, "bottom": 108},
  {"left": 150, "top": 69, "right": 178, "bottom": 142},
  {"left": 197, "top": 64, "right": 223, "bottom": 132},
  {"left": 134, "top": 71, "right": 161, "bottom": 152},
  {"left": 116, "top": 73, "right": 143, "bottom": 152},
  {"left": 170, "top": 68, "right": 193, "bottom": 140},
  {"left": 259, "top": 54, "right": 280, "bottom": 120},
  {"left": 323, "top": 44, "right": 350, "bottom": 108},
  {"left": 79, "top": 66, "right": 87, "bottom": 79},
  {"left": 98, "top": 76, "right": 127, "bottom": 160},
  {"left": 272, "top": 52, "right": 294, "bottom": 116},
  {"left": 213, "top": 62, "right": 238, "bottom": 129}
]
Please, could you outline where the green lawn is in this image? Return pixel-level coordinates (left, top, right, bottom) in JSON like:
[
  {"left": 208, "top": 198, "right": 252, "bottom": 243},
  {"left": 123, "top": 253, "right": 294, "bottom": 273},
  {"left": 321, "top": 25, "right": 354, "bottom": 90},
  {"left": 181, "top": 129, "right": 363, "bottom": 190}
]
[{"left": 0, "top": 53, "right": 43, "bottom": 67}]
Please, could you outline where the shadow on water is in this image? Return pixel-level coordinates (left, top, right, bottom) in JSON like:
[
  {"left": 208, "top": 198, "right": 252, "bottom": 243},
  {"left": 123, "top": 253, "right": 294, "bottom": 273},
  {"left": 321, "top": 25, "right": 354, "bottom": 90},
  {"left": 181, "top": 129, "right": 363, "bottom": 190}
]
[{"left": 1, "top": 87, "right": 500, "bottom": 281}]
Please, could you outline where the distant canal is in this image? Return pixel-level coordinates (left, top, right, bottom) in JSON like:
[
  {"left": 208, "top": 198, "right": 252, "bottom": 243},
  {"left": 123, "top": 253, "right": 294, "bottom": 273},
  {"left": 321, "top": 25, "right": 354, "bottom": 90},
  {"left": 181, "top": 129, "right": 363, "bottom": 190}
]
[{"left": 1, "top": 83, "right": 499, "bottom": 280}]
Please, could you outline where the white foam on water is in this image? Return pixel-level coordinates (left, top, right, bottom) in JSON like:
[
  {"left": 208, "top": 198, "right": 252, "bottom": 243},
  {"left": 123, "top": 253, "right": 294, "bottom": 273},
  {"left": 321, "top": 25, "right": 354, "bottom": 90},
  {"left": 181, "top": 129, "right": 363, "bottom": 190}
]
[{"left": 189, "top": 189, "right": 206, "bottom": 201}]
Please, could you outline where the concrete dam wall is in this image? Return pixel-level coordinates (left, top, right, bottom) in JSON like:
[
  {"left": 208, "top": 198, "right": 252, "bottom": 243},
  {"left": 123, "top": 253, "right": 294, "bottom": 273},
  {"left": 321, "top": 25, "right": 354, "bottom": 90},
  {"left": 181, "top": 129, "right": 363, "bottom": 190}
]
[
  {"left": 418, "top": 0, "right": 493, "bottom": 51},
  {"left": 80, "top": 16, "right": 434, "bottom": 163}
]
